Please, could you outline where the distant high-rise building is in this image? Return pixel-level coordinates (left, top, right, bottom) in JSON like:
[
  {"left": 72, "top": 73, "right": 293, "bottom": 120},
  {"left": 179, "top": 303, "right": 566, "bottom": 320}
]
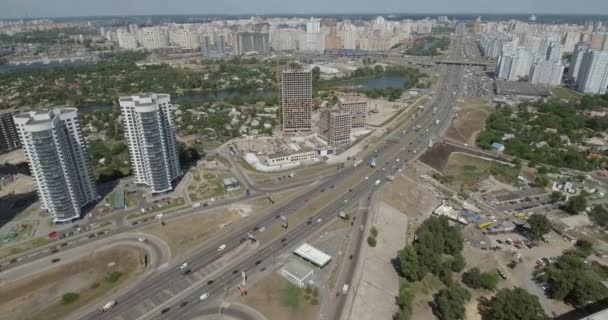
[
  {"left": 217, "top": 35, "right": 226, "bottom": 53},
  {"left": 530, "top": 60, "right": 565, "bottom": 86},
  {"left": 282, "top": 67, "right": 312, "bottom": 133},
  {"left": 119, "top": 93, "right": 181, "bottom": 193},
  {"left": 577, "top": 50, "right": 608, "bottom": 94},
  {"left": 568, "top": 42, "right": 590, "bottom": 80},
  {"left": 319, "top": 107, "right": 352, "bottom": 146},
  {"left": 0, "top": 110, "right": 21, "bottom": 154},
  {"left": 117, "top": 29, "right": 137, "bottom": 49},
  {"left": 547, "top": 42, "right": 563, "bottom": 61},
  {"left": 140, "top": 27, "right": 170, "bottom": 49},
  {"left": 234, "top": 32, "right": 270, "bottom": 55},
  {"left": 338, "top": 97, "right": 367, "bottom": 128},
  {"left": 200, "top": 34, "right": 211, "bottom": 56},
  {"left": 13, "top": 108, "right": 98, "bottom": 223},
  {"left": 563, "top": 31, "right": 581, "bottom": 53}
]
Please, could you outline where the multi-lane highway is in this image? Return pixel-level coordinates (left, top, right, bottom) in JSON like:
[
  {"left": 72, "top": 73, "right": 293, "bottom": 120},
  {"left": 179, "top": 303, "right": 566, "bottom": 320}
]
[{"left": 81, "top": 25, "right": 467, "bottom": 320}]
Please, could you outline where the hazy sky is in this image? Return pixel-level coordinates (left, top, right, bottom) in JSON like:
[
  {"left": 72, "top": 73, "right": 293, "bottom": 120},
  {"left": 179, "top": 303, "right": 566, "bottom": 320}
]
[{"left": 1, "top": 0, "right": 607, "bottom": 19}]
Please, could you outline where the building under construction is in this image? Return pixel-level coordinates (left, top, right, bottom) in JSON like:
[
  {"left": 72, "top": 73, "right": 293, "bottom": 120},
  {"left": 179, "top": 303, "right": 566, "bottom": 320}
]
[
  {"left": 282, "top": 67, "right": 312, "bottom": 133},
  {"left": 319, "top": 107, "right": 352, "bottom": 146},
  {"left": 338, "top": 96, "right": 368, "bottom": 128}
]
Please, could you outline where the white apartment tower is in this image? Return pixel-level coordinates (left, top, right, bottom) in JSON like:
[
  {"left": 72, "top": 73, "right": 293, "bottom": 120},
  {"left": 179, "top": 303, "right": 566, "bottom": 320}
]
[
  {"left": 569, "top": 42, "right": 590, "bottom": 80},
  {"left": 282, "top": 67, "right": 312, "bottom": 133},
  {"left": 530, "top": 60, "right": 565, "bottom": 86},
  {"left": 576, "top": 50, "right": 608, "bottom": 94},
  {"left": 120, "top": 93, "right": 181, "bottom": 193},
  {"left": 13, "top": 108, "right": 98, "bottom": 223}
]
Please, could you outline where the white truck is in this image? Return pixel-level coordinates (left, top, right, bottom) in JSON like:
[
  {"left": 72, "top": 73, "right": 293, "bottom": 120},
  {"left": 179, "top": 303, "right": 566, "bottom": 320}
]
[
  {"left": 99, "top": 301, "right": 116, "bottom": 312},
  {"left": 342, "top": 284, "right": 350, "bottom": 295},
  {"left": 192, "top": 202, "right": 201, "bottom": 208},
  {"left": 353, "top": 159, "right": 363, "bottom": 168}
]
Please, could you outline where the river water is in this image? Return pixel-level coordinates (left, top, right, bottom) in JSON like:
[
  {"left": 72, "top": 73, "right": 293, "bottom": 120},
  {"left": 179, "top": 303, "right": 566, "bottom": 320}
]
[{"left": 334, "top": 75, "right": 409, "bottom": 90}]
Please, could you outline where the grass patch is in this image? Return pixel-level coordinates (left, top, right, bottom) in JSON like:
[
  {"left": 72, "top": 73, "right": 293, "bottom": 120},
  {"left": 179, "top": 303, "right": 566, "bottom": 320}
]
[
  {"left": 105, "top": 271, "right": 122, "bottom": 283},
  {"left": 0, "top": 237, "right": 52, "bottom": 260},
  {"left": 281, "top": 282, "right": 302, "bottom": 311},
  {"left": 442, "top": 153, "right": 518, "bottom": 191},
  {"left": 550, "top": 86, "right": 583, "bottom": 102}
]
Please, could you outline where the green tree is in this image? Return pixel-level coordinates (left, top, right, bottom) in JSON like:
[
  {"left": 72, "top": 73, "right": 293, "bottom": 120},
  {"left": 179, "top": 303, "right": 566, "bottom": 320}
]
[
  {"left": 534, "top": 174, "right": 550, "bottom": 187},
  {"left": 396, "top": 282, "right": 413, "bottom": 320},
  {"left": 550, "top": 191, "right": 564, "bottom": 203},
  {"left": 462, "top": 268, "right": 499, "bottom": 290},
  {"left": 589, "top": 205, "right": 608, "bottom": 227},
  {"left": 433, "top": 283, "right": 471, "bottom": 320},
  {"left": 527, "top": 214, "right": 551, "bottom": 240},
  {"left": 451, "top": 253, "right": 466, "bottom": 272},
  {"left": 482, "top": 288, "right": 548, "bottom": 320},
  {"left": 398, "top": 247, "right": 424, "bottom": 281},
  {"left": 370, "top": 226, "right": 379, "bottom": 238},
  {"left": 367, "top": 236, "right": 377, "bottom": 247},
  {"left": 565, "top": 195, "right": 587, "bottom": 215},
  {"left": 536, "top": 251, "right": 608, "bottom": 307},
  {"left": 62, "top": 292, "right": 80, "bottom": 304}
]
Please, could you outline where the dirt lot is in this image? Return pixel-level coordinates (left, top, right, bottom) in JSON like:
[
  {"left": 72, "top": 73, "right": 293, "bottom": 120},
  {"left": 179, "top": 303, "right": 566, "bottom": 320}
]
[
  {"left": 0, "top": 246, "right": 145, "bottom": 320},
  {"left": 187, "top": 160, "right": 232, "bottom": 202},
  {"left": 444, "top": 97, "right": 492, "bottom": 145},
  {"left": 236, "top": 273, "right": 319, "bottom": 320},
  {"left": 420, "top": 142, "right": 503, "bottom": 173},
  {"left": 381, "top": 162, "right": 441, "bottom": 237}
]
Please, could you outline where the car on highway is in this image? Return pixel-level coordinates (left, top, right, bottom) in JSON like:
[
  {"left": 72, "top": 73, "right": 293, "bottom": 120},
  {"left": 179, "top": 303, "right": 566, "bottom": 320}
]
[
  {"left": 180, "top": 301, "right": 189, "bottom": 308},
  {"left": 200, "top": 293, "right": 210, "bottom": 301},
  {"left": 217, "top": 244, "right": 227, "bottom": 252},
  {"left": 179, "top": 262, "right": 188, "bottom": 270},
  {"left": 161, "top": 307, "right": 170, "bottom": 314},
  {"left": 51, "top": 258, "right": 61, "bottom": 263}
]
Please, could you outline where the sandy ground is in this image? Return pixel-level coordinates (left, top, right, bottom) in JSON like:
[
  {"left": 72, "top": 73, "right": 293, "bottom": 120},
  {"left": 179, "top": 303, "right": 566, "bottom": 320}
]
[
  {"left": 0, "top": 149, "right": 26, "bottom": 165},
  {"left": 0, "top": 246, "right": 145, "bottom": 320},
  {"left": 0, "top": 173, "right": 35, "bottom": 197},
  {"left": 346, "top": 202, "right": 407, "bottom": 320},
  {"left": 444, "top": 97, "right": 492, "bottom": 145},
  {"left": 366, "top": 98, "right": 410, "bottom": 127},
  {"left": 345, "top": 163, "right": 440, "bottom": 320},
  {"left": 237, "top": 273, "right": 319, "bottom": 320}
]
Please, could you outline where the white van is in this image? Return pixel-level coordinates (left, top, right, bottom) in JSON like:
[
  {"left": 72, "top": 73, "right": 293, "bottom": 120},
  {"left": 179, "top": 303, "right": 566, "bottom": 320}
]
[{"left": 199, "top": 293, "right": 210, "bottom": 301}]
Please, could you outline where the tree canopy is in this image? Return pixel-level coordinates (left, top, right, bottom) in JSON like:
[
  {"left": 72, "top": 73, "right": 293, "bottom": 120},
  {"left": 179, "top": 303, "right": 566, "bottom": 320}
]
[
  {"left": 527, "top": 214, "right": 551, "bottom": 240},
  {"left": 535, "top": 249, "right": 608, "bottom": 307},
  {"left": 589, "top": 205, "right": 608, "bottom": 227},
  {"left": 481, "top": 288, "right": 548, "bottom": 320},
  {"left": 397, "top": 216, "right": 464, "bottom": 282},
  {"left": 565, "top": 195, "right": 587, "bottom": 215},
  {"left": 433, "top": 283, "right": 471, "bottom": 320},
  {"left": 462, "top": 267, "right": 499, "bottom": 290}
]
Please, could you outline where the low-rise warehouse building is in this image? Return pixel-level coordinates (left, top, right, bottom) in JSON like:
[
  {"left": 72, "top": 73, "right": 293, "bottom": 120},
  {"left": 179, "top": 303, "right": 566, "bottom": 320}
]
[
  {"left": 293, "top": 243, "right": 332, "bottom": 268},
  {"left": 280, "top": 260, "right": 314, "bottom": 288}
]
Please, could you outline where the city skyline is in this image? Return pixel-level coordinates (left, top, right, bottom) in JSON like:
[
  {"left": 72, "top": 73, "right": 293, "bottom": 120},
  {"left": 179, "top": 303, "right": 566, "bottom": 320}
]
[{"left": 1, "top": 0, "right": 608, "bottom": 19}]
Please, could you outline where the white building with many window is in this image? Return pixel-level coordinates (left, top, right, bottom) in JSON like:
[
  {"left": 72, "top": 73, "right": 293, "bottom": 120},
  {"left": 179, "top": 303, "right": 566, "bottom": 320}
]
[
  {"left": 577, "top": 50, "right": 608, "bottom": 94},
  {"left": 13, "top": 108, "right": 98, "bottom": 223},
  {"left": 120, "top": 93, "right": 181, "bottom": 193}
]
